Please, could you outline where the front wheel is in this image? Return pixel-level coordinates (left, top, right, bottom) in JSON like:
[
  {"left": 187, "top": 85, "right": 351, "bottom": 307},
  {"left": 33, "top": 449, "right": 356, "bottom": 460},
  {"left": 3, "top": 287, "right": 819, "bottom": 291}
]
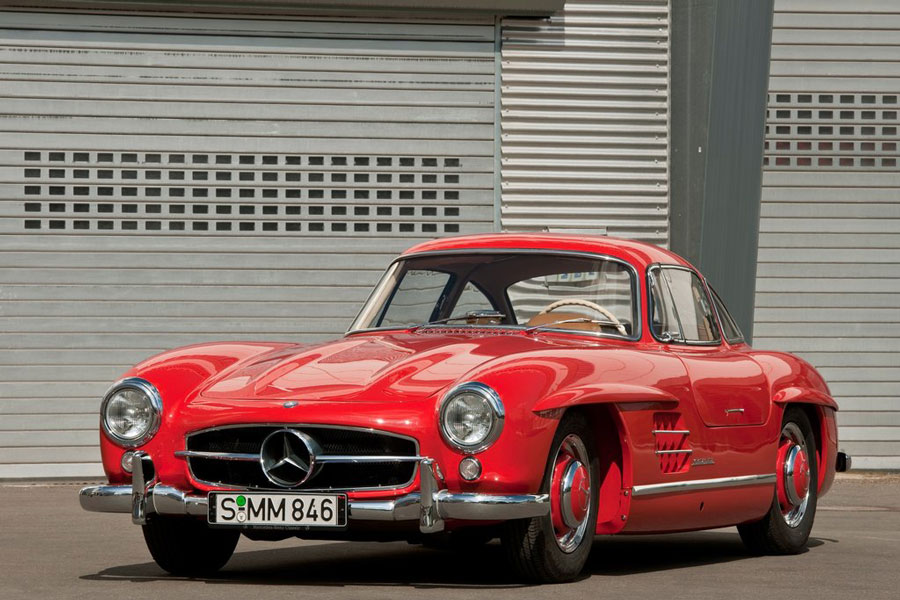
[
  {"left": 501, "top": 413, "right": 599, "bottom": 583},
  {"left": 142, "top": 516, "right": 240, "bottom": 576},
  {"left": 738, "top": 407, "right": 818, "bottom": 554}
]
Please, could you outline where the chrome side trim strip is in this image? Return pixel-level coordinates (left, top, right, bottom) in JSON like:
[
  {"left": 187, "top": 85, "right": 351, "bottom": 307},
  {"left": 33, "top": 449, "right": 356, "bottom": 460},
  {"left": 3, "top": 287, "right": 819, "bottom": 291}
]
[
  {"left": 651, "top": 430, "right": 690, "bottom": 435},
  {"left": 632, "top": 473, "right": 776, "bottom": 497},
  {"left": 655, "top": 449, "right": 693, "bottom": 455}
]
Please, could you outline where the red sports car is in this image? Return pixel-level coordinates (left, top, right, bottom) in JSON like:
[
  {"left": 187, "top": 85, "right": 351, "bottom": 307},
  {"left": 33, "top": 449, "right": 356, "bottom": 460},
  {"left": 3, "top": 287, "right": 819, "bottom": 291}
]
[{"left": 80, "top": 234, "right": 850, "bottom": 582}]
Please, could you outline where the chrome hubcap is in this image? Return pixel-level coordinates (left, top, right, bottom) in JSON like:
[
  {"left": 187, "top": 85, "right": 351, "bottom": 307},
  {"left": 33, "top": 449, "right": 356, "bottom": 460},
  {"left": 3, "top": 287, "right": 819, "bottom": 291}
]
[
  {"left": 550, "top": 434, "right": 592, "bottom": 553},
  {"left": 777, "top": 422, "right": 811, "bottom": 528}
]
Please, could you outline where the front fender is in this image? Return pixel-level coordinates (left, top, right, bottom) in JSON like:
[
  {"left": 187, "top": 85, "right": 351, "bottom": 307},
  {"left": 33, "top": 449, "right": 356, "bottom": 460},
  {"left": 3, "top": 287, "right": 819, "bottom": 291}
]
[{"left": 531, "top": 383, "right": 680, "bottom": 413}]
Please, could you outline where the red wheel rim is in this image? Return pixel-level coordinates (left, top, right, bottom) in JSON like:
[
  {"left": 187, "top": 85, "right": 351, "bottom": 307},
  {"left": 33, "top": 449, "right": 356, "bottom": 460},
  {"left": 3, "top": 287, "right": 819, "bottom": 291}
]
[
  {"left": 549, "top": 434, "right": 592, "bottom": 553},
  {"left": 775, "top": 422, "right": 811, "bottom": 528}
]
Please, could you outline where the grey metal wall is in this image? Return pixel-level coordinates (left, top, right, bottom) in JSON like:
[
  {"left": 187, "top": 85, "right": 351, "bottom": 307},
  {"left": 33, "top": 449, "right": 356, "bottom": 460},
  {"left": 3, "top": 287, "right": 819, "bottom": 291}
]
[
  {"left": 0, "top": 10, "right": 496, "bottom": 478},
  {"left": 755, "top": 0, "right": 900, "bottom": 469},
  {"left": 499, "top": 0, "right": 670, "bottom": 246}
]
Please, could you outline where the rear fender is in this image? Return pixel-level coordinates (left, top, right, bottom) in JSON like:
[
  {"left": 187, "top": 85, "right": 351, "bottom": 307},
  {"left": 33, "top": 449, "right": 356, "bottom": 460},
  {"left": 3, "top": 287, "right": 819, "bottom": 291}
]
[{"left": 772, "top": 386, "right": 839, "bottom": 411}]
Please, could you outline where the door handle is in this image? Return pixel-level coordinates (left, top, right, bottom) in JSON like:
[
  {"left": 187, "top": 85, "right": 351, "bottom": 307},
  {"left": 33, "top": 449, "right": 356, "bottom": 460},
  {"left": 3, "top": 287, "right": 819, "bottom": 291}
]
[{"left": 725, "top": 408, "right": 745, "bottom": 414}]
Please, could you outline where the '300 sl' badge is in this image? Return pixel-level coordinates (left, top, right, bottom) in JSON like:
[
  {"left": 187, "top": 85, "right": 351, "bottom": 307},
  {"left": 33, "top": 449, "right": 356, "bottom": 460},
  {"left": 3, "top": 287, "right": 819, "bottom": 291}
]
[{"left": 692, "top": 457, "right": 715, "bottom": 466}]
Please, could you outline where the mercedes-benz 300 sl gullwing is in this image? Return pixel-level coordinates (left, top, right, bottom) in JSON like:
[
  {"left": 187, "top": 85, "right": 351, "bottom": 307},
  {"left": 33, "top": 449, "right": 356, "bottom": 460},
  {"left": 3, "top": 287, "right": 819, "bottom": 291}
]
[{"left": 79, "top": 234, "right": 851, "bottom": 583}]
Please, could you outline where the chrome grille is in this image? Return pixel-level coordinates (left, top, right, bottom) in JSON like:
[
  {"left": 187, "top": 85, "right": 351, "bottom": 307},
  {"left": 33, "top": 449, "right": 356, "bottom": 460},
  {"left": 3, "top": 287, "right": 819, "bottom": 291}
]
[{"left": 183, "top": 425, "right": 419, "bottom": 491}]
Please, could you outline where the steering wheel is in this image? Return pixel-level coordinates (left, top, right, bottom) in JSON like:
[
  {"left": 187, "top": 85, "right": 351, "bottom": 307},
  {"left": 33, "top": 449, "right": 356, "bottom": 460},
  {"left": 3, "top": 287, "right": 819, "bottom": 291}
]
[{"left": 536, "top": 299, "right": 628, "bottom": 336}]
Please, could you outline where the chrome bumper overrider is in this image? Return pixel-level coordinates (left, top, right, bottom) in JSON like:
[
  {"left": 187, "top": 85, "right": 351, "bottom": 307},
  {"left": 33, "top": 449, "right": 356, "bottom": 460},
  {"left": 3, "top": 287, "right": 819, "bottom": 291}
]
[{"left": 78, "top": 453, "right": 549, "bottom": 534}]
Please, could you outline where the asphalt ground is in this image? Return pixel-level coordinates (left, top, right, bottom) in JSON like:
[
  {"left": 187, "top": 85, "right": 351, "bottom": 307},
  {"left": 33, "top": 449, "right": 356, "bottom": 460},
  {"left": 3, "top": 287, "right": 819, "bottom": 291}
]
[{"left": 1, "top": 473, "right": 897, "bottom": 600}]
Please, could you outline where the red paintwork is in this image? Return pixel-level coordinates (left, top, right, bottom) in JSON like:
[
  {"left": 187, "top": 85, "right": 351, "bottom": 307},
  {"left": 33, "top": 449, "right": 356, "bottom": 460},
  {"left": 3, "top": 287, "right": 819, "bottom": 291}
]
[{"left": 97, "top": 234, "right": 840, "bottom": 535}]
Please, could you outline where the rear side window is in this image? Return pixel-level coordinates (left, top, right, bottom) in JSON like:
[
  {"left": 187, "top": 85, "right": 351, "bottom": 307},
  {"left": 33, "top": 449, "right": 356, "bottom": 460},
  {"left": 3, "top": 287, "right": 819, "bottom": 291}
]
[
  {"left": 649, "top": 267, "right": 720, "bottom": 344},
  {"left": 710, "top": 286, "right": 745, "bottom": 344}
]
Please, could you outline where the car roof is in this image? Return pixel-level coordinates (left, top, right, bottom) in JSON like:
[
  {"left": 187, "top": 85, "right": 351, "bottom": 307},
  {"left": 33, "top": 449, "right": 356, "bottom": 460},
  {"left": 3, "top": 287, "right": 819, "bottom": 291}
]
[{"left": 402, "top": 233, "right": 694, "bottom": 271}]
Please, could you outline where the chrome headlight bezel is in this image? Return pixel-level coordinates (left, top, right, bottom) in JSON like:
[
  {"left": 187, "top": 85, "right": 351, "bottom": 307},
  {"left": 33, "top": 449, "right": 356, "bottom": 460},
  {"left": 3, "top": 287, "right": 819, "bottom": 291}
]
[
  {"left": 100, "top": 377, "right": 162, "bottom": 448},
  {"left": 438, "top": 381, "right": 504, "bottom": 454}
]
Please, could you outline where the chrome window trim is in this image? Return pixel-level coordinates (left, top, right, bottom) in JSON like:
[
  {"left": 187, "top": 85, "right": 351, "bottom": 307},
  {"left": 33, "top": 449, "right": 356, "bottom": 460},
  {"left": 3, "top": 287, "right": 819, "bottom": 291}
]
[
  {"left": 346, "top": 248, "right": 643, "bottom": 342},
  {"left": 181, "top": 423, "right": 420, "bottom": 493},
  {"left": 438, "top": 381, "right": 505, "bottom": 454},
  {"left": 632, "top": 473, "right": 776, "bottom": 497},
  {"left": 100, "top": 377, "right": 163, "bottom": 448},
  {"left": 646, "top": 263, "right": 722, "bottom": 347},
  {"left": 708, "top": 284, "right": 746, "bottom": 345}
]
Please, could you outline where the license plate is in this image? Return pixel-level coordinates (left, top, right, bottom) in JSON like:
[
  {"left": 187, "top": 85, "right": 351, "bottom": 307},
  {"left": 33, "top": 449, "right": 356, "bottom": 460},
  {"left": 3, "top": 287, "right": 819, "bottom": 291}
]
[{"left": 208, "top": 492, "right": 347, "bottom": 528}]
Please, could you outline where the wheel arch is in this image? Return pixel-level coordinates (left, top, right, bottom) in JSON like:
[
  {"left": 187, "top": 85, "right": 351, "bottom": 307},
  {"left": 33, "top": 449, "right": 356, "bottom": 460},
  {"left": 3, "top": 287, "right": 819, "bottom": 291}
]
[{"left": 554, "top": 403, "right": 633, "bottom": 535}]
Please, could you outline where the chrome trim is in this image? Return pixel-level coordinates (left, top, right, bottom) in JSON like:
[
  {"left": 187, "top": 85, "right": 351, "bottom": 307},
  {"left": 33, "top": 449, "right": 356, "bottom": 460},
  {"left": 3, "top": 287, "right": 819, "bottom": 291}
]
[
  {"left": 182, "top": 423, "right": 421, "bottom": 492},
  {"left": 651, "top": 429, "right": 690, "bottom": 435},
  {"left": 78, "top": 455, "right": 550, "bottom": 533},
  {"left": 346, "top": 248, "right": 643, "bottom": 343},
  {"left": 725, "top": 408, "right": 745, "bottom": 414},
  {"left": 708, "top": 284, "right": 746, "bottom": 345},
  {"left": 131, "top": 451, "right": 154, "bottom": 525},
  {"left": 646, "top": 264, "right": 723, "bottom": 347},
  {"left": 100, "top": 377, "right": 163, "bottom": 448},
  {"left": 654, "top": 449, "right": 693, "bottom": 455},
  {"left": 631, "top": 473, "right": 777, "bottom": 497},
  {"left": 175, "top": 450, "right": 258, "bottom": 461},
  {"left": 559, "top": 460, "right": 582, "bottom": 529},
  {"left": 259, "top": 428, "right": 321, "bottom": 488},
  {"left": 438, "top": 381, "right": 505, "bottom": 454},
  {"left": 419, "top": 458, "right": 442, "bottom": 533},
  {"left": 316, "top": 455, "right": 423, "bottom": 464}
]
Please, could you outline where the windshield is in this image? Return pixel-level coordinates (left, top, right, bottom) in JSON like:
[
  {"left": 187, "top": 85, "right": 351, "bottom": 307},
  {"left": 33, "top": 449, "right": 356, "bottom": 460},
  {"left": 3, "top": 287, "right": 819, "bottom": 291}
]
[{"left": 350, "top": 252, "right": 638, "bottom": 339}]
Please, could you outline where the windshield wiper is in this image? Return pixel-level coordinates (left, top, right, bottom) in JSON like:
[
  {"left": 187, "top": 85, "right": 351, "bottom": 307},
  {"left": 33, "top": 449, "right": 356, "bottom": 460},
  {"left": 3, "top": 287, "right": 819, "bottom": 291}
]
[
  {"left": 409, "top": 310, "right": 506, "bottom": 332},
  {"left": 524, "top": 317, "right": 620, "bottom": 335}
]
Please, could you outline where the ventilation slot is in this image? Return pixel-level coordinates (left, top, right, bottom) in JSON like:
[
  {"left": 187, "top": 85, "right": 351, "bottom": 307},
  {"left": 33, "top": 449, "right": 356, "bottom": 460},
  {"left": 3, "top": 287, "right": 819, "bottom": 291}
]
[{"left": 652, "top": 412, "right": 691, "bottom": 474}]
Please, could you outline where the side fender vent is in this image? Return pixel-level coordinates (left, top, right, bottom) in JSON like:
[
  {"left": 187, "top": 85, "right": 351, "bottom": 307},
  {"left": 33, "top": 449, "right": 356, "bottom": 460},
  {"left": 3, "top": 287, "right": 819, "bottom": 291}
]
[{"left": 652, "top": 412, "right": 691, "bottom": 474}]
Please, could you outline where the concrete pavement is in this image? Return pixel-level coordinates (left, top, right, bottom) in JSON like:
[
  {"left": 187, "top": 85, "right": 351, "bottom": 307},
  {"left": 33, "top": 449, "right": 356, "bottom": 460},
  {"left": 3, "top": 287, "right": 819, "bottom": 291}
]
[{"left": 1, "top": 474, "right": 897, "bottom": 599}]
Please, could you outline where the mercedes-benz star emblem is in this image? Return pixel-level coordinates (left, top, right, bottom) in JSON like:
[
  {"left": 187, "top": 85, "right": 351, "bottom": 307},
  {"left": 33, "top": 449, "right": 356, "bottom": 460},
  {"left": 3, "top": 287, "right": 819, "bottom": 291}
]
[{"left": 259, "top": 428, "right": 320, "bottom": 488}]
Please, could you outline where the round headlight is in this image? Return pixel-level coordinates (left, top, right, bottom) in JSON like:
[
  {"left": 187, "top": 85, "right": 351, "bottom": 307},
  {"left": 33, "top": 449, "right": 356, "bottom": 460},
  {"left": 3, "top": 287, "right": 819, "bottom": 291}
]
[
  {"left": 101, "top": 378, "right": 162, "bottom": 447},
  {"left": 439, "top": 382, "right": 504, "bottom": 453}
]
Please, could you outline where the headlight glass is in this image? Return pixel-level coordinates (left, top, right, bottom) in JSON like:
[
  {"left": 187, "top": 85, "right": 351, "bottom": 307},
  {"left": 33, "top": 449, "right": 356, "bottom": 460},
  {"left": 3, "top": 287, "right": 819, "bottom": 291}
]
[
  {"left": 439, "top": 382, "right": 504, "bottom": 453},
  {"left": 101, "top": 378, "right": 161, "bottom": 447}
]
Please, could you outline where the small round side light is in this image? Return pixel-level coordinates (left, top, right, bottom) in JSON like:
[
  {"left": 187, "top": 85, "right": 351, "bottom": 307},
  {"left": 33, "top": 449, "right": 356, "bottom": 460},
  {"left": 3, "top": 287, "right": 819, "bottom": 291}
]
[
  {"left": 459, "top": 456, "right": 482, "bottom": 481},
  {"left": 121, "top": 451, "right": 135, "bottom": 473}
]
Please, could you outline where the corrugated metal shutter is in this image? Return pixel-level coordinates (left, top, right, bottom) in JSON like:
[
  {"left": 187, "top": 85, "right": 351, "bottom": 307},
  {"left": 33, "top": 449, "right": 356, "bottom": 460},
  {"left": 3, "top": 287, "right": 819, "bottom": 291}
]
[
  {"left": 0, "top": 10, "right": 496, "bottom": 478},
  {"left": 499, "top": 0, "right": 669, "bottom": 246},
  {"left": 755, "top": 0, "right": 900, "bottom": 469}
]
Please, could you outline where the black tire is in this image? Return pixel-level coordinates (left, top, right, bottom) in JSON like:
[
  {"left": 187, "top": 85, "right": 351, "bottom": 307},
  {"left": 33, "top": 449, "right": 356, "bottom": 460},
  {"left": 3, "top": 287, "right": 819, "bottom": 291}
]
[
  {"left": 142, "top": 516, "right": 240, "bottom": 576},
  {"left": 738, "top": 407, "right": 818, "bottom": 555},
  {"left": 501, "top": 412, "right": 599, "bottom": 583}
]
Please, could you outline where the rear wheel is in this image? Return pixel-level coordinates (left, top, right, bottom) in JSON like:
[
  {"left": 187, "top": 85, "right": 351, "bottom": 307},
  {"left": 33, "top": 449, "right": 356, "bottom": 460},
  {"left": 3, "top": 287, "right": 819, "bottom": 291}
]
[
  {"left": 501, "top": 413, "right": 599, "bottom": 583},
  {"left": 142, "top": 516, "right": 240, "bottom": 576},
  {"left": 738, "top": 407, "right": 818, "bottom": 554}
]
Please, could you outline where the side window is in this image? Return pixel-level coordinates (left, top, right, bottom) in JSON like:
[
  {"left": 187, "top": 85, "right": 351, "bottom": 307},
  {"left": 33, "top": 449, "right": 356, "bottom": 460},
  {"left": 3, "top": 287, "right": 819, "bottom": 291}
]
[
  {"left": 651, "top": 267, "right": 720, "bottom": 343},
  {"left": 453, "top": 282, "right": 494, "bottom": 315},
  {"left": 377, "top": 269, "right": 451, "bottom": 328},
  {"left": 710, "top": 286, "right": 745, "bottom": 344},
  {"left": 648, "top": 269, "right": 680, "bottom": 339}
]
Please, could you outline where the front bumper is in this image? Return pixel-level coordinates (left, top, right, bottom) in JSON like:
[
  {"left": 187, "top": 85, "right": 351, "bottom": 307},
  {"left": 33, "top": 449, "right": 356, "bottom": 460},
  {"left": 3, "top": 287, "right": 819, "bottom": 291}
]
[{"left": 79, "top": 453, "right": 549, "bottom": 534}]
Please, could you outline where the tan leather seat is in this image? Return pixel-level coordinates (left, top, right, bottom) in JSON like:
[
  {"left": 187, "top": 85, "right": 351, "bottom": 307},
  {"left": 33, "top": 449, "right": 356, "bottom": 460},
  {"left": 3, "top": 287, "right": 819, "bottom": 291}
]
[{"left": 524, "top": 311, "right": 602, "bottom": 332}]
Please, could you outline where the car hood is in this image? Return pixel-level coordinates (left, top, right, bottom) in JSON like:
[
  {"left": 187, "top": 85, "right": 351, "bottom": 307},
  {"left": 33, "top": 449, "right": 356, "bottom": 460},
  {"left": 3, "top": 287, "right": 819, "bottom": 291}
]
[{"left": 198, "top": 330, "right": 587, "bottom": 404}]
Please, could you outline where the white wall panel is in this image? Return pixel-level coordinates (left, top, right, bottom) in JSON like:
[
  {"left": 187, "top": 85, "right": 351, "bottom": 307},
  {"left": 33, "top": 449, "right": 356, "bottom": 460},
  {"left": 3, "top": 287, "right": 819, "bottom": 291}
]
[
  {"left": 755, "top": 0, "right": 900, "bottom": 469},
  {"left": 0, "top": 9, "right": 496, "bottom": 478},
  {"left": 499, "top": 0, "right": 669, "bottom": 245}
]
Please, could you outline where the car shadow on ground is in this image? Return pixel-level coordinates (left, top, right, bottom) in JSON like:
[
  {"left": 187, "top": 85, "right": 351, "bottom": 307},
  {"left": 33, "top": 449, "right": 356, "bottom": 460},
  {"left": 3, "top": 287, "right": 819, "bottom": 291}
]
[{"left": 80, "top": 532, "right": 829, "bottom": 588}]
